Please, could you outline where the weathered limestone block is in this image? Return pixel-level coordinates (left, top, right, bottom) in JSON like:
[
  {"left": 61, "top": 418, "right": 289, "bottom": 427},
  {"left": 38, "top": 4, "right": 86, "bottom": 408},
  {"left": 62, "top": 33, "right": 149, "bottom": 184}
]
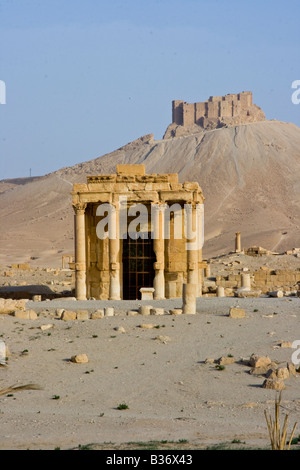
[
  {"left": 4, "top": 271, "right": 14, "bottom": 277},
  {"left": 139, "top": 305, "right": 152, "bottom": 315},
  {"left": 105, "top": 307, "right": 114, "bottom": 317},
  {"left": 127, "top": 310, "right": 139, "bottom": 316},
  {"left": 150, "top": 308, "right": 165, "bottom": 316},
  {"left": 55, "top": 308, "right": 65, "bottom": 318},
  {"left": 262, "top": 378, "right": 285, "bottom": 390},
  {"left": 139, "top": 323, "right": 158, "bottom": 329},
  {"left": 114, "top": 326, "right": 126, "bottom": 333},
  {"left": 11, "top": 263, "right": 31, "bottom": 270},
  {"left": 116, "top": 164, "right": 145, "bottom": 176},
  {"left": 266, "top": 367, "right": 289, "bottom": 380},
  {"left": 70, "top": 353, "right": 89, "bottom": 364},
  {"left": 216, "top": 356, "right": 235, "bottom": 365},
  {"left": 235, "top": 289, "right": 261, "bottom": 298},
  {"left": 76, "top": 310, "right": 89, "bottom": 320},
  {"left": 169, "top": 308, "right": 182, "bottom": 315},
  {"left": 61, "top": 310, "right": 77, "bottom": 321},
  {"left": 279, "top": 341, "right": 293, "bottom": 348},
  {"left": 249, "top": 354, "right": 271, "bottom": 368},
  {"left": 249, "top": 362, "right": 278, "bottom": 376},
  {"left": 91, "top": 309, "right": 104, "bottom": 319},
  {"left": 166, "top": 281, "right": 177, "bottom": 299},
  {"left": 0, "top": 298, "right": 28, "bottom": 314},
  {"left": 287, "top": 362, "right": 297, "bottom": 376},
  {"left": 40, "top": 323, "right": 54, "bottom": 331},
  {"left": 14, "top": 309, "right": 38, "bottom": 320},
  {"left": 228, "top": 307, "right": 245, "bottom": 318}
]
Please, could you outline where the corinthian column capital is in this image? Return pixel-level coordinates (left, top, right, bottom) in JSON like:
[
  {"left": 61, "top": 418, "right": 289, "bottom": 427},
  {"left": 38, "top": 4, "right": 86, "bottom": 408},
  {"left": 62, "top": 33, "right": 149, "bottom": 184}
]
[{"left": 72, "top": 201, "right": 87, "bottom": 215}]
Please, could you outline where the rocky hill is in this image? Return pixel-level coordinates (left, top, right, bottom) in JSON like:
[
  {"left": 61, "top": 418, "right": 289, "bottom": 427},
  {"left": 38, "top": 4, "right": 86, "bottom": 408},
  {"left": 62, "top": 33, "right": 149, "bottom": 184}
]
[{"left": 1, "top": 118, "right": 300, "bottom": 267}]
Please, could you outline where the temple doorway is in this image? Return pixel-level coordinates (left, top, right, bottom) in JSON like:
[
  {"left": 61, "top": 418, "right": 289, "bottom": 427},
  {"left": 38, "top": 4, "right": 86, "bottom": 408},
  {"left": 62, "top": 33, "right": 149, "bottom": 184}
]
[{"left": 122, "top": 235, "right": 155, "bottom": 300}]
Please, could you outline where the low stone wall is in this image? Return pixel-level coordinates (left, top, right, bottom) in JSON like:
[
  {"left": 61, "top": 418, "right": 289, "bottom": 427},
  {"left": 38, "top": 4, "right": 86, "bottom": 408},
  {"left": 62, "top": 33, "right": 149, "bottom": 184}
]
[{"left": 205, "top": 268, "right": 300, "bottom": 296}]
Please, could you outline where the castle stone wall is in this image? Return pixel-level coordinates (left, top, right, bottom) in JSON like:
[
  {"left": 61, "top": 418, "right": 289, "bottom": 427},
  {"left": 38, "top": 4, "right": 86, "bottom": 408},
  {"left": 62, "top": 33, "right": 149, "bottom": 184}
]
[{"left": 167, "top": 91, "right": 265, "bottom": 135}]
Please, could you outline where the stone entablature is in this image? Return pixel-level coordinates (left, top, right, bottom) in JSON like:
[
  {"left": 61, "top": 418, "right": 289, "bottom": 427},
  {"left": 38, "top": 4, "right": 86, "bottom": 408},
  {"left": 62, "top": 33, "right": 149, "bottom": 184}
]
[
  {"left": 72, "top": 164, "right": 205, "bottom": 301},
  {"left": 164, "top": 91, "right": 265, "bottom": 137}
]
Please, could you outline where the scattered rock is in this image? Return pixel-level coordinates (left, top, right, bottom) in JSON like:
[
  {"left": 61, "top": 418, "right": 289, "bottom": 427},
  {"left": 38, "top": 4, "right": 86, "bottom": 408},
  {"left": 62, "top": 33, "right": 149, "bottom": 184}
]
[
  {"left": 266, "top": 367, "right": 289, "bottom": 380},
  {"left": 114, "top": 326, "right": 126, "bottom": 333},
  {"left": 139, "top": 305, "right": 152, "bottom": 315},
  {"left": 32, "top": 295, "right": 42, "bottom": 302},
  {"left": 268, "top": 290, "right": 284, "bottom": 298},
  {"left": 249, "top": 362, "right": 278, "bottom": 376},
  {"left": 278, "top": 341, "right": 293, "bottom": 348},
  {"left": 14, "top": 309, "right": 38, "bottom": 320},
  {"left": 0, "top": 298, "right": 28, "bottom": 315},
  {"left": 76, "top": 310, "right": 89, "bottom": 321},
  {"left": 262, "top": 378, "right": 286, "bottom": 390},
  {"left": 154, "top": 335, "right": 171, "bottom": 343},
  {"left": 169, "top": 309, "right": 182, "bottom": 315},
  {"left": 139, "top": 323, "right": 158, "bottom": 329},
  {"left": 127, "top": 310, "right": 139, "bottom": 316},
  {"left": 204, "top": 358, "right": 215, "bottom": 364},
  {"left": 150, "top": 308, "right": 164, "bottom": 316},
  {"left": 61, "top": 310, "right": 77, "bottom": 321},
  {"left": 105, "top": 308, "right": 114, "bottom": 317},
  {"left": 287, "top": 362, "right": 297, "bottom": 376},
  {"left": 228, "top": 307, "right": 245, "bottom": 318},
  {"left": 70, "top": 354, "right": 89, "bottom": 364},
  {"left": 249, "top": 354, "right": 272, "bottom": 368},
  {"left": 55, "top": 308, "right": 65, "bottom": 318},
  {"left": 40, "top": 323, "right": 54, "bottom": 331},
  {"left": 216, "top": 356, "right": 235, "bottom": 365},
  {"left": 91, "top": 309, "right": 104, "bottom": 319},
  {"left": 235, "top": 289, "right": 261, "bottom": 298}
]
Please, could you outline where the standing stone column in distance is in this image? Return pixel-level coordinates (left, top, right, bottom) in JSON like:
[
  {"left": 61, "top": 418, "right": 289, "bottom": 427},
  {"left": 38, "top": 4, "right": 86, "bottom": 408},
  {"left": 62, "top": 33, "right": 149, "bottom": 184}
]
[
  {"left": 185, "top": 204, "right": 198, "bottom": 286},
  {"left": 73, "top": 202, "right": 87, "bottom": 301},
  {"left": 235, "top": 232, "right": 241, "bottom": 253},
  {"left": 152, "top": 203, "right": 165, "bottom": 300},
  {"left": 109, "top": 204, "right": 121, "bottom": 300},
  {"left": 196, "top": 203, "right": 204, "bottom": 296}
]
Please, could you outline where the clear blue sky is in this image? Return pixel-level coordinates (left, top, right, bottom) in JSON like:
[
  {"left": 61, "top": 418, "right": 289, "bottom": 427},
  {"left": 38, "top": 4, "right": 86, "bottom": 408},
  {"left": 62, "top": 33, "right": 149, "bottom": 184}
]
[{"left": 0, "top": 0, "right": 299, "bottom": 179}]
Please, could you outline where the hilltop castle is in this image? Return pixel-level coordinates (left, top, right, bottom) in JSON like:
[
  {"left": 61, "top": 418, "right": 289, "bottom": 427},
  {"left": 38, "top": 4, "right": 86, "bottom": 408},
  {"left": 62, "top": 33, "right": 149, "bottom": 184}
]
[{"left": 164, "top": 91, "right": 265, "bottom": 138}]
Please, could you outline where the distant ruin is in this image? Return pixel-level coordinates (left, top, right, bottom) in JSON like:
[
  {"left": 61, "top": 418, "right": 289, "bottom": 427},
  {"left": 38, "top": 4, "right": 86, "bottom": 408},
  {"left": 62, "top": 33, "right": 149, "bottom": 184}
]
[{"left": 164, "top": 91, "right": 265, "bottom": 138}]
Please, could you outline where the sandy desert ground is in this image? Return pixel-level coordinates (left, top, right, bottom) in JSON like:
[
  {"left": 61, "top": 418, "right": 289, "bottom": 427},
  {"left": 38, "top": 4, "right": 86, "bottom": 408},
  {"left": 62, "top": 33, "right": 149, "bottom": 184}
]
[{"left": 0, "top": 289, "right": 300, "bottom": 450}]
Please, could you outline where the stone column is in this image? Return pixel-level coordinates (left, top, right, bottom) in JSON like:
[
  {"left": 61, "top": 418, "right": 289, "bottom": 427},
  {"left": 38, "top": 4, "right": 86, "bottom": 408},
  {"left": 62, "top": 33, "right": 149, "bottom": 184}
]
[
  {"left": 73, "top": 202, "right": 87, "bottom": 300},
  {"left": 185, "top": 204, "right": 198, "bottom": 286},
  {"left": 152, "top": 203, "right": 165, "bottom": 300},
  {"left": 182, "top": 283, "right": 197, "bottom": 314},
  {"left": 204, "top": 264, "right": 211, "bottom": 277},
  {"left": 217, "top": 286, "right": 225, "bottom": 297},
  {"left": 196, "top": 203, "right": 204, "bottom": 296},
  {"left": 235, "top": 232, "right": 241, "bottom": 253},
  {"left": 241, "top": 273, "right": 251, "bottom": 290},
  {"left": 109, "top": 204, "right": 121, "bottom": 300}
]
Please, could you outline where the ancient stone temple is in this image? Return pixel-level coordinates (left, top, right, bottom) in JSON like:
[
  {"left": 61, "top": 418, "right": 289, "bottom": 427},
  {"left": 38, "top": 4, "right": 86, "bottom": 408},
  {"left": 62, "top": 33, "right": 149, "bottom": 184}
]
[{"left": 71, "top": 164, "right": 205, "bottom": 300}]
